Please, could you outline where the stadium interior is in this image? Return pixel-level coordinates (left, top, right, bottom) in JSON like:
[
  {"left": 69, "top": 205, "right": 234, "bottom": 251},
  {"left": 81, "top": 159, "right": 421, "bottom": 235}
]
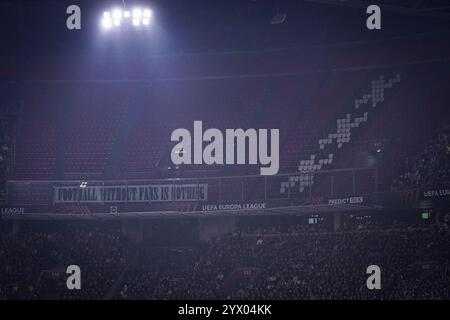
[{"left": 1, "top": 0, "right": 450, "bottom": 300}]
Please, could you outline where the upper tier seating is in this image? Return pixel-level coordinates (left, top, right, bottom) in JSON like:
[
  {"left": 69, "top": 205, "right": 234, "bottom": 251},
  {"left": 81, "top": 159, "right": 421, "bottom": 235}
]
[{"left": 10, "top": 37, "right": 450, "bottom": 191}]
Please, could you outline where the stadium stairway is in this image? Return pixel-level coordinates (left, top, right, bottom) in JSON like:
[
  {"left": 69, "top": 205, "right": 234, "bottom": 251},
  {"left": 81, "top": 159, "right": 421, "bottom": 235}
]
[
  {"left": 54, "top": 97, "right": 70, "bottom": 179},
  {"left": 278, "top": 70, "right": 370, "bottom": 171},
  {"left": 322, "top": 62, "right": 450, "bottom": 195},
  {"left": 104, "top": 92, "right": 147, "bottom": 178},
  {"left": 280, "top": 73, "right": 402, "bottom": 196},
  {"left": 104, "top": 243, "right": 140, "bottom": 300}
]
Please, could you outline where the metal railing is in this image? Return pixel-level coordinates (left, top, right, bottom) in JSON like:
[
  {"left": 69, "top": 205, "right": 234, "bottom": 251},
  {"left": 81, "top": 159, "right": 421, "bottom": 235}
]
[{"left": 6, "top": 167, "right": 378, "bottom": 205}]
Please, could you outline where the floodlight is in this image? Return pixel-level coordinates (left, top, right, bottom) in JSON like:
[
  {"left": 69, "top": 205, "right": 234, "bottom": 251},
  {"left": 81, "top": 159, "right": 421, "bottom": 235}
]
[
  {"left": 144, "top": 9, "right": 152, "bottom": 17},
  {"left": 133, "top": 9, "right": 142, "bottom": 18},
  {"left": 102, "top": 18, "right": 112, "bottom": 29},
  {"left": 113, "top": 9, "right": 122, "bottom": 19},
  {"left": 101, "top": 7, "right": 152, "bottom": 30}
]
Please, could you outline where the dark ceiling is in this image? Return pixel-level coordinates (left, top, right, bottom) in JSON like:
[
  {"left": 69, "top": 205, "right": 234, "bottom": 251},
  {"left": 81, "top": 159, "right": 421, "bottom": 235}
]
[{"left": 1, "top": 0, "right": 450, "bottom": 58}]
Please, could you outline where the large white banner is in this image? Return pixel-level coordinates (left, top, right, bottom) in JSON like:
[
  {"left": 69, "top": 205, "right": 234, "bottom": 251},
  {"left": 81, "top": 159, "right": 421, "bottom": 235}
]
[{"left": 54, "top": 184, "right": 208, "bottom": 203}]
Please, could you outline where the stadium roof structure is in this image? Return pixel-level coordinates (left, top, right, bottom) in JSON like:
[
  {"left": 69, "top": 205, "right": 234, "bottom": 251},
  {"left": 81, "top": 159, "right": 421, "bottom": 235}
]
[
  {"left": 2, "top": 0, "right": 450, "bottom": 63},
  {"left": 305, "top": 0, "right": 450, "bottom": 19}
]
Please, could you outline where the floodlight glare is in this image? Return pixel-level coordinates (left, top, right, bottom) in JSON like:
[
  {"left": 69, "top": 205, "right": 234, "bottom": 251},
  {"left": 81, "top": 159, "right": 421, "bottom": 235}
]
[
  {"left": 101, "top": 7, "right": 152, "bottom": 30},
  {"left": 133, "top": 9, "right": 142, "bottom": 18},
  {"left": 144, "top": 9, "right": 152, "bottom": 17},
  {"left": 102, "top": 18, "right": 112, "bottom": 29},
  {"left": 113, "top": 9, "right": 122, "bottom": 19}
]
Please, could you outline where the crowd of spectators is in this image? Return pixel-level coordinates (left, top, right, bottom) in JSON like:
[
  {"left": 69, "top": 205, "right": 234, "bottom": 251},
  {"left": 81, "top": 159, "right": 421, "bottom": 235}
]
[
  {"left": 117, "top": 217, "right": 450, "bottom": 300},
  {"left": 1, "top": 216, "right": 449, "bottom": 300},
  {"left": 0, "top": 228, "right": 63, "bottom": 299},
  {"left": 226, "top": 227, "right": 450, "bottom": 299},
  {"left": 0, "top": 223, "right": 130, "bottom": 300},
  {"left": 392, "top": 124, "right": 450, "bottom": 190},
  {"left": 234, "top": 223, "right": 330, "bottom": 236}
]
